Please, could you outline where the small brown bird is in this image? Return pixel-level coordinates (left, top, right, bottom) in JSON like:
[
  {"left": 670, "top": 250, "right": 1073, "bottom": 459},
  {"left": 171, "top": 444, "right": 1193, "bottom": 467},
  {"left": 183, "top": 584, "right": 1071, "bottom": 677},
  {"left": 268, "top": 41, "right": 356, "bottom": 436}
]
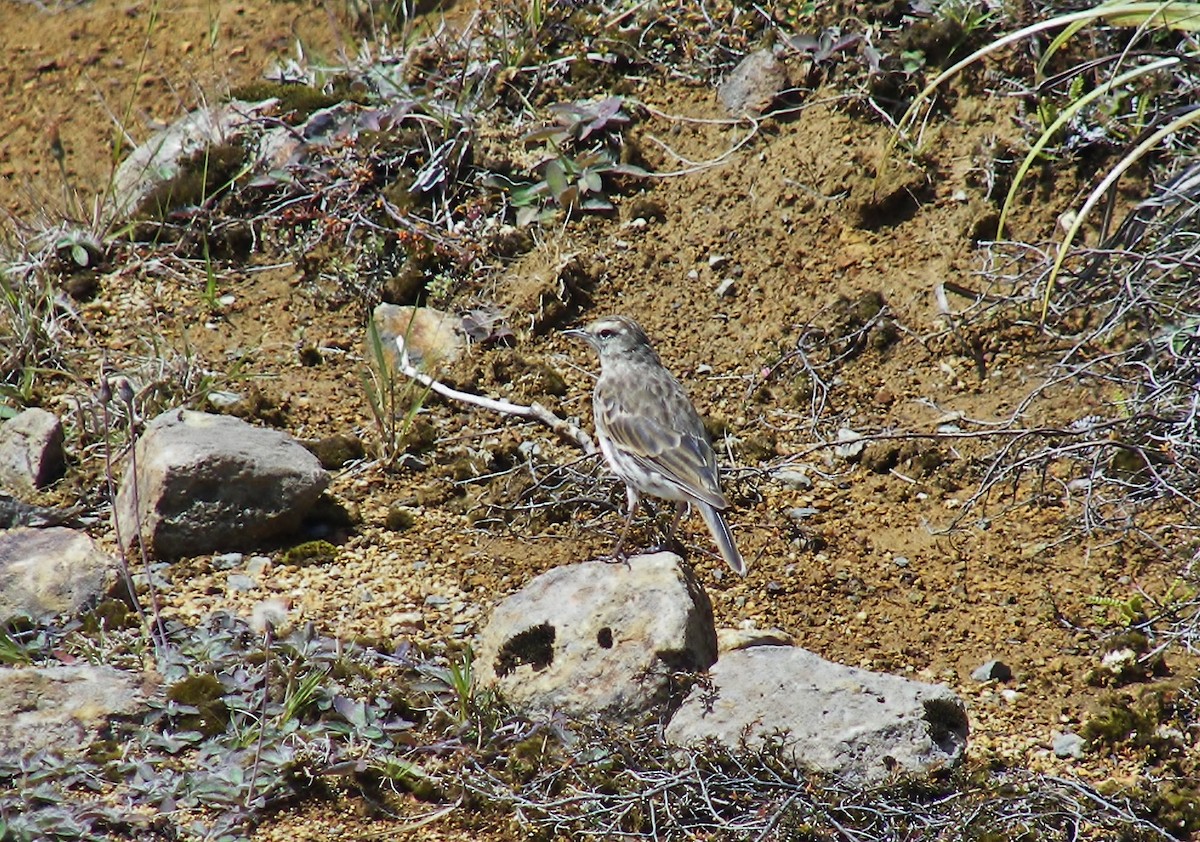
[{"left": 567, "top": 315, "right": 746, "bottom": 575}]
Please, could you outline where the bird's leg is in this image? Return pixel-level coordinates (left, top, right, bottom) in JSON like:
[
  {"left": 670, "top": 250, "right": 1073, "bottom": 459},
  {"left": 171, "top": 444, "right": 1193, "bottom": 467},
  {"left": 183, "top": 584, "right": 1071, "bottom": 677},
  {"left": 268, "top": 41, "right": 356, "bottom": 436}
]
[
  {"left": 608, "top": 487, "right": 640, "bottom": 564},
  {"left": 666, "top": 500, "right": 687, "bottom": 541},
  {"left": 653, "top": 500, "right": 688, "bottom": 554}
]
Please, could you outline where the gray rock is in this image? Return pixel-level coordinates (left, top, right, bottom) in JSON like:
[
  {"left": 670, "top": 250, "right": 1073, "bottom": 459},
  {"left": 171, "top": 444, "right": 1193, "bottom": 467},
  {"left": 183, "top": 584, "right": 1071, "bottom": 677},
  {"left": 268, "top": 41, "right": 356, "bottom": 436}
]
[
  {"left": 0, "top": 408, "right": 65, "bottom": 493},
  {"left": 1052, "top": 731, "right": 1086, "bottom": 759},
  {"left": 113, "top": 409, "right": 329, "bottom": 558},
  {"left": 212, "top": 552, "right": 245, "bottom": 570},
  {"left": 718, "top": 49, "right": 790, "bottom": 117},
  {"left": 246, "top": 556, "right": 271, "bottom": 578},
  {"left": 0, "top": 665, "right": 146, "bottom": 760},
  {"left": 666, "top": 646, "right": 968, "bottom": 782},
  {"left": 475, "top": 552, "right": 717, "bottom": 719},
  {"left": 0, "top": 527, "right": 118, "bottom": 623},
  {"left": 971, "top": 659, "right": 1012, "bottom": 682},
  {"left": 226, "top": 574, "right": 256, "bottom": 592}
]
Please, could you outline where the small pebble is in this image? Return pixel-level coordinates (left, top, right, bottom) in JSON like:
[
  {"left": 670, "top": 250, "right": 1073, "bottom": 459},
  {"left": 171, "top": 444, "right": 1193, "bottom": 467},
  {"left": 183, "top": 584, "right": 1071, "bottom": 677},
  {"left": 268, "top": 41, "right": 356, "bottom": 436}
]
[
  {"left": 834, "top": 427, "right": 865, "bottom": 460},
  {"left": 226, "top": 574, "right": 256, "bottom": 592},
  {"left": 773, "top": 468, "right": 813, "bottom": 490},
  {"left": 390, "top": 611, "right": 425, "bottom": 629},
  {"left": 971, "top": 659, "right": 1013, "bottom": 682},
  {"left": 893, "top": 556, "right": 910, "bottom": 568},
  {"left": 206, "top": 391, "right": 244, "bottom": 410},
  {"left": 212, "top": 552, "right": 244, "bottom": 570},
  {"left": 715, "top": 278, "right": 736, "bottom": 298},
  {"left": 1052, "top": 732, "right": 1086, "bottom": 759}
]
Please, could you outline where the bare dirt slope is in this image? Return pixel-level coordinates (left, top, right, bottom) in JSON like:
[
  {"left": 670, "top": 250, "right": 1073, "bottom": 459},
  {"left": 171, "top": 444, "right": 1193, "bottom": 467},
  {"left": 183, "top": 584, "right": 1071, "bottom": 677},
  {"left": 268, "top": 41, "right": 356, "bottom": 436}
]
[{"left": 2, "top": 0, "right": 1193, "bottom": 839}]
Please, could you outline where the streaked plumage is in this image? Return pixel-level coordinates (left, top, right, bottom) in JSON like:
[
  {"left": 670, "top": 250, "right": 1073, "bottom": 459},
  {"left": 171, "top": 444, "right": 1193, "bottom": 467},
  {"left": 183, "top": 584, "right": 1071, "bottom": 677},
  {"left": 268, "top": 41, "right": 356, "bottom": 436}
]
[{"left": 567, "top": 315, "right": 746, "bottom": 575}]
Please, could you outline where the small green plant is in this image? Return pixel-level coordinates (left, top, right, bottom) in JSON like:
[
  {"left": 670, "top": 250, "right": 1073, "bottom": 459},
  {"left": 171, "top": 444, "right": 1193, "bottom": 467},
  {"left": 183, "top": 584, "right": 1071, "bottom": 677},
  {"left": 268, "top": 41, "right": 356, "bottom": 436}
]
[
  {"left": 885, "top": 0, "right": 1200, "bottom": 322},
  {"left": 0, "top": 628, "right": 33, "bottom": 665},
  {"left": 201, "top": 236, "right": 221, "bottom": 312},
  {"left": 507, "top": 147, "right": 646, "bottom": 226},
  {"left": 1087, "top": 593, "right": 1149, "bottom": 627},
  {"left": 54, "top": 227, "right": 104, "bottom": 270},
  {"left": 487, "top": 97, "right": 648, "bottom": 226},
  {"left": 363, "top": 313, "right": 434, "bottom": 464}
]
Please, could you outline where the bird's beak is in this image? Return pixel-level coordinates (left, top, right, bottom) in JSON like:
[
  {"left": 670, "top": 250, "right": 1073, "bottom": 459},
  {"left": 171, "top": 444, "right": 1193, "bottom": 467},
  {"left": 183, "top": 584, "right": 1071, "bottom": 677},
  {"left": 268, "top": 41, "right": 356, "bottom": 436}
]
[{"left": 563, "top": 327, "right": 589, "bottom": 343}]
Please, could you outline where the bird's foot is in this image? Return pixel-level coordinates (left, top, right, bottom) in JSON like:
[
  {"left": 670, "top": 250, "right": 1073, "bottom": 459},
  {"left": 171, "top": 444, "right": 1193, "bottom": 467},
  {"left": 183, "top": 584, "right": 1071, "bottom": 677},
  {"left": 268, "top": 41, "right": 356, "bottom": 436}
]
[{"left": 603, "top": 543, "right": 633, "bottom": 568}]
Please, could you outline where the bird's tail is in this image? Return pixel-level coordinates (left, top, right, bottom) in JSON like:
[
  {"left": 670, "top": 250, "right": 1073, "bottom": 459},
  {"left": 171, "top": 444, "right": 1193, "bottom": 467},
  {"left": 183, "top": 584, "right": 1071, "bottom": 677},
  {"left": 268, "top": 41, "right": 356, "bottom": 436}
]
[{"left": 697, "top": 502, "right": 746, "bottom": 576}]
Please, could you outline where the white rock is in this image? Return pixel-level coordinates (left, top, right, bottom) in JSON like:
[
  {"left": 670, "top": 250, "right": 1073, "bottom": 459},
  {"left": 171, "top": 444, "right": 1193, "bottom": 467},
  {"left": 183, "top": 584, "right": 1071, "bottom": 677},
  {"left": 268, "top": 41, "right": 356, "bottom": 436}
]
[
  {"left": 834, "top": 427, "right": 866, "bottom": 460},
  {"left": 474, "top": 552, "right": 716, "bottom": 719},
  {"left": 666, "top": 645, "right": 968, "bottom": 782},
  {"left": 772, "top": 468, "right": 813, "bottom": 490}
]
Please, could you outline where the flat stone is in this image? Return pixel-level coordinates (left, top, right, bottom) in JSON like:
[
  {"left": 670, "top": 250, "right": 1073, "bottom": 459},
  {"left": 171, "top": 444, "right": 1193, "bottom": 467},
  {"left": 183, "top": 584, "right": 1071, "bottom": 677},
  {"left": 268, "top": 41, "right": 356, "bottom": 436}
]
[
  {"left": 1053, "top": 731, "right": 1086, "bottom": 759},
  {"left": 372, "top": 304, "right": 463, "bottom": 373},
  {"left": 0, "top": 665, "right": 147, "bottom": 760},
  {"left": 666, "top": 645, "right": 968, "bottom": 782},
  {"left": 0, "top": 527, "right": 118, "bottom": 623},
  {"left": 717, "top": 627, "right": 795, "bottom": 653},
  {"left": 718, "top": 49, "right": 790, "bottom": 117}
]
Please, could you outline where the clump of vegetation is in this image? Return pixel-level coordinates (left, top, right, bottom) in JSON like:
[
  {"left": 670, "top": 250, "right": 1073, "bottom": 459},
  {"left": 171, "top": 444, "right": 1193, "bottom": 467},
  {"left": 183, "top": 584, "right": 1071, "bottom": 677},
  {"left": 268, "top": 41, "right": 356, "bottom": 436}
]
[
  {"left": 2, "top": 606, "right": 1191, "bottom": 841},
  {"left": 0, "top": 615, "right": 509, "bottom": 841}
]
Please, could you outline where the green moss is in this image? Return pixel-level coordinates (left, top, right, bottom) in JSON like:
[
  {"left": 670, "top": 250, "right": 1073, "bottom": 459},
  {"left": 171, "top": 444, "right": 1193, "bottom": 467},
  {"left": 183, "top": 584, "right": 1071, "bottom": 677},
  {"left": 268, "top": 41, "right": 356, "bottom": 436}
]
[
  {"left": 80, "top": 599, "right": 134, "bottom": 633},
  {"left": 385, "top": 504, "right": 417, "bottom": 531},
  {"left": 134, "top": 142, "right": 247, "bottom": 222},
  {"left": 1081, "top": 700, "right": 1146, "bottom": 748},
  {"left": 507, "top": 733, "right": 553, "bottom": 784},
  {"left": 227, "top": 81, "right": 345, "bottom": 122},
  {"left": 281, "top": 540, "right": 339, "bottom": 566},
  {"left": 304, "top": 433, "right": 366, "bottom": 469},
  {"left": 166, "top": 673, "right": 229, "bottom": 737}
]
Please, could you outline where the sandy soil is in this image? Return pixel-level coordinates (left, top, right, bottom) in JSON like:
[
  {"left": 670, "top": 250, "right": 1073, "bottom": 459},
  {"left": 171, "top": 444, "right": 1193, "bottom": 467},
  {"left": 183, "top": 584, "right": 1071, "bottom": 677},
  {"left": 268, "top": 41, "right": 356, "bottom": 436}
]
[{"left": 2, "top": 0, "right": 1194, "bottom": 838}]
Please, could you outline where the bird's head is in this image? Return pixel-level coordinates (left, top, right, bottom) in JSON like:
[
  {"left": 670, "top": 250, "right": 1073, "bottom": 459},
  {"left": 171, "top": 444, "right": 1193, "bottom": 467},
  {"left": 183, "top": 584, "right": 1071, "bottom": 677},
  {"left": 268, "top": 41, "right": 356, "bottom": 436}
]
[{"left": 565, "top": 315, "right": 655, "bottom": 360}]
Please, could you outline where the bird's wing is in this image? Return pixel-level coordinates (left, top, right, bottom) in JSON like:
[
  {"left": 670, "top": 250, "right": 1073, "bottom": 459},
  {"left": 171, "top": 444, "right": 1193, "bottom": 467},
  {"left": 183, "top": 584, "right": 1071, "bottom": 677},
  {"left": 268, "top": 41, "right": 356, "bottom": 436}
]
[{"left": 595, "top": 374, "right": 728, "bottom": 509}]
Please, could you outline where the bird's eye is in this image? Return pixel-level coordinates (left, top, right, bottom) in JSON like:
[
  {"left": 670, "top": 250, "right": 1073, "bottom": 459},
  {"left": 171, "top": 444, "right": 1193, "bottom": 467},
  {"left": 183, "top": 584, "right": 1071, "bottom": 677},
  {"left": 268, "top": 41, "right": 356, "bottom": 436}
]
[{"left": 597, "top": 328, "right": 616, "bottom": 339}]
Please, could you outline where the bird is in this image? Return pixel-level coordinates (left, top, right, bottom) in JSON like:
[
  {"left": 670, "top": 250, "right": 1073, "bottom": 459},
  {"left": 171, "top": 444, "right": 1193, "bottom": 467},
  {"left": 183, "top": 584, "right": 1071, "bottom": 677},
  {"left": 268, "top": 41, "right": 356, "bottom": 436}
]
[{"left": 566, "top": 315, "right": 746, "bottom": 575}]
